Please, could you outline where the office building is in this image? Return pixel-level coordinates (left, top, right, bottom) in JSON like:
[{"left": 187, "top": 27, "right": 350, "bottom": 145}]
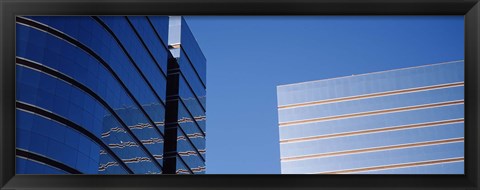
[
  {"left": 277, "top": 61, "right": 464, "bottom": 174},
  {"left": 164, "top": 16, "right": 207, "bottom": 174},
  {"left": 15, "top": 16, "right": 206, "bottom": 174}
]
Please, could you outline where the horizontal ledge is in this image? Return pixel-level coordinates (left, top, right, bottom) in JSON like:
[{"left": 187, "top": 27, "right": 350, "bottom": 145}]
[
  {"left": 278, "top": 82, "right": 464, "bottom": 110},
  {"left": 281, "top": 137, "right": 464, "bottom": 162},
  {"left": 316, "top": 157, "right": 464, "bottom": 174},
  {"left": 280, "top": 118, "right": 464, "bottom": 144},
  {"left": 279, "top": 100, "right": 464, "bottom": 127}
]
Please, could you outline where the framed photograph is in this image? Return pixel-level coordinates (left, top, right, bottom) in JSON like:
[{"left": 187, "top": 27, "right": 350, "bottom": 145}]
[{"left": 1, "top": 0, "right": 479, "bottom": 189}]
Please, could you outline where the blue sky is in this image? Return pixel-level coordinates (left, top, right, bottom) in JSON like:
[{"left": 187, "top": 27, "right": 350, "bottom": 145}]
[{"left": 184, "top": 16, "right": 464, "bottom": 174}]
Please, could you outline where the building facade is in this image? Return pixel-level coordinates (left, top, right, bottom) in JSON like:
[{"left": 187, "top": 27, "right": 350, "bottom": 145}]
[
  {"left": 277, "top": 61, "right": 464, "bottom": 174},
  {"left": 15, "top": 16, "right": 206, "bottom": 174},
  {"left": 163, "top": 16, "right": 207, "bottom": 174}
]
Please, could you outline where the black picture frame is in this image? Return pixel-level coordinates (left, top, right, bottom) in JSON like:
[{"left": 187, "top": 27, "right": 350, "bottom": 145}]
[{"left": 1, "top": 0, "right": 479, "bottom": 189}]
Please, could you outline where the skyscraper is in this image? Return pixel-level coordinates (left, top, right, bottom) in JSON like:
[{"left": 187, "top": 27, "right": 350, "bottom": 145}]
[
  {"left": 277, "top": 61, "right": 464, "bottom": 174},
  {"left": 15, "top": 16, "right": 206, "bottom": 174},
  {"left": 163, "top": 16, "right": 207, "bottom": 174}
]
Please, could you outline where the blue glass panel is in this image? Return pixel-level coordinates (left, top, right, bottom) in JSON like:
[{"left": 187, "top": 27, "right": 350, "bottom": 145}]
[
  {"left": 178, "top": 74, "right": 206, "bottom": 133},
  {"left": 16, "top": 110, "right": 102, "bottom": 174},
  {"left": 16, "top": 21, "right": 167, "bottom": 172},
  {"left": 98, "top": 151, "right": 129, "bottom": 174},
  {"left": 176, "top": 156, "right": 192, "bottom": 174},
  {"left": 20, "top": 17, "right": 167, "bottom": 131},
  {"left": 180, "top": 18, "right": 207, "bottom": 84},
  {"left": 147, "top": 16, "right": 169, "bottom": 48},
  {"left": 99, "top": 16, "right": 167, "bottom": 102},
  {"left": 16, "top": 66, "right": 161, "bottom": 173},
  {"left": 177, "top": 128, "right": 206, "bottom": 174},
  {"left": 16, "top": 16, "right": 205, "bottom": 175},
  {"left": 177, "top": 104, "right": 206, "bottom": 157},
  {"left": 179, "top": 50, "right": 207, "bottom": 108},
  {"left": 16, "top": 157, "right": 68, "bottom": 174},
  {"left": 128, "top": 16, "right": 169, "bottom": 73}
]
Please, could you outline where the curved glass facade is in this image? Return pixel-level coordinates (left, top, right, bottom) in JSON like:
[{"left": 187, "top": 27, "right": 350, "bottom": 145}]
[
  {"left": 15, "top": 16, "right": 206, "bottom": 174},
  {"left": 277, "top": 61, "right": 464, "bottom": 174}
]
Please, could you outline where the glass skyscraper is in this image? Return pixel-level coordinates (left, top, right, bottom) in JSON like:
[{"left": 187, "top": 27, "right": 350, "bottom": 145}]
[
  {"left": 277, "top": 61, "right": 464, "bottom": 174},
  {"left": 164, "top": 16, "right": 207, "bottom": 174},
  {"left": 15, "top": 16, "right": 206, "bottom": 174}
]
